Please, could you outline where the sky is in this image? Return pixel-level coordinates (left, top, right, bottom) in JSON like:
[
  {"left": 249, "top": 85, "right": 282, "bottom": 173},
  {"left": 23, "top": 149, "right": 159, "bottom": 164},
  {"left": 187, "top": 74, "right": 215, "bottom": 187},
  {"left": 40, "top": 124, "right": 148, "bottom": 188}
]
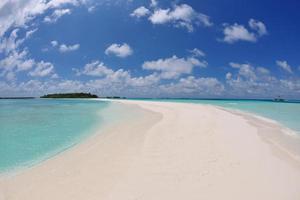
[{"left": 0, "top": 0, "right": 300, "bottom": 98}]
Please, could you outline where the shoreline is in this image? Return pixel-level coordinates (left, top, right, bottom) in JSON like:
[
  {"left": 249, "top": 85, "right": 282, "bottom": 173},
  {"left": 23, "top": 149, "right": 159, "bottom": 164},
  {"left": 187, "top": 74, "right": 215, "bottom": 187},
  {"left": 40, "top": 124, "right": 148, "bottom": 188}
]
[
  {"left": 217, "top": 105, "right": 300, "bottom": 166},
  {"left": 1, "top": 100, "right": 300, "bottom": 200},
  {"left": 0, "top": 101, "right": 159, "bottom": 178},
  {"left": 118, "top": 98, "right": 300, "bottom": 134}
]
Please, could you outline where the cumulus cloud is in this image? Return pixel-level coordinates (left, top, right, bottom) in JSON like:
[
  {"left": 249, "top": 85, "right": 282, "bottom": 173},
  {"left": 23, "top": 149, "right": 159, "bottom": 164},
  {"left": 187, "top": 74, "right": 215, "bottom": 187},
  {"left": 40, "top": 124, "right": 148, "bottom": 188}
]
[
  {"left": 44, "top": 9, "right": 71, "bottom": 23},
  {"left": 142, "top": 55, "right": 207, "bottom": 79},
  {"left": 51, "top": 40, "right": 58, "bottom": 47},
  {"left": 0, "top": 29, "right": 24, "bottom": 55},
  {"left": 150, "top": 0, "right": 158, "bottom": 8},
  {"left": 130, "top": 6, "right": 150, "bottom": 18},
  {"left": 189, "top": 48, "right": 205, "bottom": 57},
  {"left": 0, "top": 0, "right": 90, "bottom": 37},
  {"left": 28, "top": 61, "right": 56, "bottom": 77},
  {"left": 225, "top": 62, "right": 300, "bottom": 98},
  {"left": 59, "top": 43, "right": 80, "bottom": 53},
  {"left": 160, "top": 76, "right": 224, "bottom": 96},
  {"left": 0, "top": 28, "right": 42, "bottom": 82},
  {"left": 229, "top": 62, "right": 257, "bottom": 81},
  {"left": 276, "top": 60, "right": 293, "bottom": 74},
  {"left": 0, "top": 0, "right": 89, "bottom": 83},
  {"left": 130, "top": 3, "right": 212, "bottom": 32},
  {"left": 248, "top": 19, "right": 268, "bottom": 36},
  {"left": 105, "top": 43, "right": 133, "bottom": 58},
  {"left": 0, "top": 50, "right": 35, "bottom": 81},
  {"left": 74, "top": 60, "right": 114, "bottom": 77},
  {"left": 25, "top": 28, "right": 38, "bottom": 39},
  {"left": 222, "top": 19, "right": 267, "bottom": 43},
  {"left": 6, "top": 58, "right": 222, "bottom": 98},
  {"left": 50, "top": 40, "right": 80, "bottom": 53},
  {"left": 1, "top": 46, "right": 57, "bottom": 80},
  {"left": 225, "top": 72, "right": 232, "bottom": 80},
  {"left": 72, "top": 60, "right": 161, "bottom": 96},
  {"left": 149, "top": 4, "right": 212, "bottom": 32},
  {"left": 2, "top": 58, "right": 299, "bottom": 98}
]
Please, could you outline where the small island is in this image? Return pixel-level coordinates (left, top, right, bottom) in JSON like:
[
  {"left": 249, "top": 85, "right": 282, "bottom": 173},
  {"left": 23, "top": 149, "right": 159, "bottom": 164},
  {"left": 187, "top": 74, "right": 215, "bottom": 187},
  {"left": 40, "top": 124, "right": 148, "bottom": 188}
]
[
  {"left": 105, "top": 96, "right": 126, "bottom": 99},
  {"left": 40, "top": 93, "right": 98, "bottom": 98}
]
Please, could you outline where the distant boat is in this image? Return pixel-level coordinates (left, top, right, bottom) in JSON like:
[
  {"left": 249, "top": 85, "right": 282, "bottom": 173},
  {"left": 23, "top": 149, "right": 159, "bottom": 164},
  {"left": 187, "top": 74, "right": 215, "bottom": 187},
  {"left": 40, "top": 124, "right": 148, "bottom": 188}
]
[{"left": 273, "top": 96, "right": 285, "bottom": 102}]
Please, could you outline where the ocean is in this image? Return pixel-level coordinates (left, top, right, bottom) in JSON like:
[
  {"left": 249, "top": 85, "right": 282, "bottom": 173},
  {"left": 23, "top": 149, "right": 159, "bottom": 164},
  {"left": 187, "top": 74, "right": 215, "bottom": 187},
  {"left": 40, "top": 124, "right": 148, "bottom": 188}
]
[
  {"left": 1, "top": 98, "right": 300, "bottom": 174},
  {"left": 0, "top": 99, "right": 111, "bottom": 173}
]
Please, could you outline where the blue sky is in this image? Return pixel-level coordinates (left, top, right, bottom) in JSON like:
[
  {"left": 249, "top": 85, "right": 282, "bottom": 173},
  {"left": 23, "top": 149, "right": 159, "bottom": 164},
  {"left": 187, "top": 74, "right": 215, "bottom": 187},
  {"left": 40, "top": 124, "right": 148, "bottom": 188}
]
[{"left": 0, "top": 0, "right": 300, "bottom": 98}]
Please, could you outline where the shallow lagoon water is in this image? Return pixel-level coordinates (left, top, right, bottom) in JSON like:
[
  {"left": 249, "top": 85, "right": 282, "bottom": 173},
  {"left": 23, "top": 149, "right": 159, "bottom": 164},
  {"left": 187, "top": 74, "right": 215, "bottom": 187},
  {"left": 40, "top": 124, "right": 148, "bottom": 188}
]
[
  {"left": 1, "top": 98, "right": 299, "bottom": 173},
  {"left": 0, "top": 99, "right": 110, "bottom": 173},
  {"left": 132, "top": 99, "right": 300, "bottom": 134}
]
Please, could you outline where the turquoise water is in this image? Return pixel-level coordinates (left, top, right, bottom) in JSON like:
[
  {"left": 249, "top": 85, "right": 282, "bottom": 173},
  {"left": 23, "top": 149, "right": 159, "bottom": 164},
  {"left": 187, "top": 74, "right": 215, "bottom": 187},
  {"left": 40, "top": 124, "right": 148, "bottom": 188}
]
[
  {"left": 1, "top": 98, "right": 299, "bottom": 173},
  {"left": 0, "top": 99, "right": 109, "bottom": 173},
  {"left": 131, "top": 99, "right": 300, "bottom": 134}
]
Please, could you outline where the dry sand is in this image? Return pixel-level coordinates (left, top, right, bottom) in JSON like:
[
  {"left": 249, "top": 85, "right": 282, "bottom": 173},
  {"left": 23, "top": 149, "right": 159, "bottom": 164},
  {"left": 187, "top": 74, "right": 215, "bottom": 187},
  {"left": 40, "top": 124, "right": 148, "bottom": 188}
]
[{"left": 1, "top": 100, "right": 300, "bottom": 200}]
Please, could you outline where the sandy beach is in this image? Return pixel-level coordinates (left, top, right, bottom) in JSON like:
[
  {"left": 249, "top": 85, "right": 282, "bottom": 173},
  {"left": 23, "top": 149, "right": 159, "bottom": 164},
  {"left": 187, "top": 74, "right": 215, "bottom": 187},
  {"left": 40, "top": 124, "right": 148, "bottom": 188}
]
[{"left": 1, "top": 100, "right": 300, "bottom": 200}]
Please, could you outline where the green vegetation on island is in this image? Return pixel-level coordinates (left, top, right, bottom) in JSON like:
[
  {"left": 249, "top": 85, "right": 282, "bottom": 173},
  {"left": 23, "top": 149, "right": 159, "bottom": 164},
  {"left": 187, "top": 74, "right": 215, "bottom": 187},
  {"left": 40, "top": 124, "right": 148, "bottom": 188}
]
[
  {"left": 40, "top": 93, "right": 98, "bottom": 98},
  {"left": 105, "top": 96, "right": 126, "bottom": 99}
]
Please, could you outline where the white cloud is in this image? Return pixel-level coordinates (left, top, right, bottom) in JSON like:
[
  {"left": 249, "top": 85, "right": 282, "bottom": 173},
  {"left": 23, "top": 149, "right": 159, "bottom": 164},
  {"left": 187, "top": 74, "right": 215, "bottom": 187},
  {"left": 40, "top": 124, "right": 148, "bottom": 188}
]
[
  {"left": 0, "top": 29, "right": 25, "bottom": 55},
  {"left": 0, "top": 28, "right": 40, "bottom": 81},
  {"left": 2, "top": 59, "right": 300, "bottom": 98},
  {"left": 0, "top": 0, "right": 90, "bottom": 85},
  {"left": 44, "top": 9, "right": 71, "bottom": 23},
  {"left": 0, "top": 47, "right": 57, "bottom": 81},
  {"left": 47, "top": 0, "right": 81, "bottom": 8},
  {"left": 50, "top": 40, "right": 80, "bottom": 52},
  {"left": 276, "top": 60, "right": 293, "bottom": 74},
  {"left": 229, "top": 63, "right": 272, "bottom": 82},
  {"left": 225, "top": 72, "right": 232, "bottom": 80},
  {"left": 189, "top": 48, "right": 205, "bottom": 57},
  {"left": 17, "top": 58, "right": 35, "bottom": 72},
  {"left": 229, "top": 62, "right": 257, "bottom": 81},
  {"left": 68, "top": 59, "right": 222, "bottom": 97},
  {"left": 148, "top": 4, "right": 212, "bottom": 32},
  {"left": 130, "top": 6, "right": 150, "bottom": 18},
  {"left": 0, "top": 50, "right": 34, "bottom": 78},
  {"left": 59, "top": 43, "right": 80, "bottom": 53},
  {"left": 223, "top": 24, "right": 256, "bottom": 43},
  {"left": 72, "top": 60, "right": 161, "bottom": 95},
  {"left": 131, "top": 3, "right": 212, "bottom": 32},
  {"left": 279, "top": 79, "right": 300, "bottom": 92},
  {"left": 224, "top": 62, "right": 300, "bottom": 98},
  {"left": 51, "top": 40, "right": 58, "bottom": 47},
  {"left": 0, "top": 0, "right": 90, "bottom": 37},
  {"left": 105, "top": 43, "right": 133, "bottom": 58},
  {"left": 25, "top": 28, "right": 38, "bottom": 39},
  {"left": 29, "top": 61, "right": 56, "bottom": 77},
  {"left": 5, "top": 71, "right": 16, "bottom": 82},
  {"left": 150, "top": 0, "right": 158, "bottom": 8},
  {"left": 74, "top": 60, "right": 113, "bottom": 77},
  {"left": 222, "top": 19, "right": 267, "bottom": 43},
  {"left": 160, "top": 76, "right": 224, "bottom": 96},
  {"left": 87, "top": 5, "right": 96, "bottom": 13},
  {"left": 0, "top": 0, "right": 46, "bottom": 37},
  {"left": 256, "top": 67, "right": 270, "bottom": 75},
  {"left": 127, "top": 73, "right": 160, "bottom": 87},
  {"left": 142, "top": 55, "right": 207, "bottom": 79},
  {"left": 249, "top": 19, "right": 267, "bottom": 36}
]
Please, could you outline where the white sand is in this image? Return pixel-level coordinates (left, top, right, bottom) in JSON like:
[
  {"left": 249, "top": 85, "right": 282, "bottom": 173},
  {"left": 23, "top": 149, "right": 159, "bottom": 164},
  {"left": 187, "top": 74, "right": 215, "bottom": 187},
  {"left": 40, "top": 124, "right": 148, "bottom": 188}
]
[{"left": 1, "top": 100, "right": 300, "bottom": 200}]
